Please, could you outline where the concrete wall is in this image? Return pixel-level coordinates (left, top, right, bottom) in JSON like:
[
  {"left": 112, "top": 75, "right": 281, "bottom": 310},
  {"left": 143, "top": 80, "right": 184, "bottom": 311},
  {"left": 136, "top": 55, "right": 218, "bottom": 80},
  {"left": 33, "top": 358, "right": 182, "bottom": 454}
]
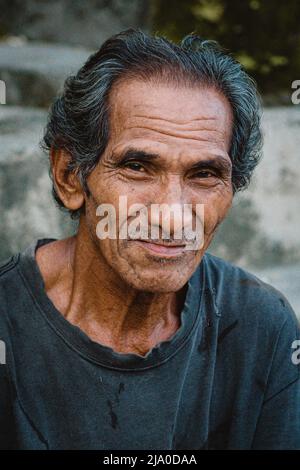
[
  {"left": 211, "top": 107, "right": 300, "bottom": 268},
  {"left": 0, "top": 0, "right": 150, "bottom": 48}
]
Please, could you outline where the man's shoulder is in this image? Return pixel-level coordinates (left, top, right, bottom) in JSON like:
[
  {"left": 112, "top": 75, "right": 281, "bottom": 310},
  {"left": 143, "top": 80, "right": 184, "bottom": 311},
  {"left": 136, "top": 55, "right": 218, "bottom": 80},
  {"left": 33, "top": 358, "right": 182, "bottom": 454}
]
[
  {"left": 203, "top": 251, "right": 299, "bottom": 333},
  {"left": 0, "top": 254, "right": 19, "bottom": 274},
  {"left": 0, "top": 248, "right": 32, "bottom": 314},
  {"left": 0, "top": 253, "right": 21, "bottom": 289},
  {"left": 203, "top": 253, "right": 300, "bottom": 401},
  {"left": 0, "top": 253, "right": 24, "bottom": 339}
]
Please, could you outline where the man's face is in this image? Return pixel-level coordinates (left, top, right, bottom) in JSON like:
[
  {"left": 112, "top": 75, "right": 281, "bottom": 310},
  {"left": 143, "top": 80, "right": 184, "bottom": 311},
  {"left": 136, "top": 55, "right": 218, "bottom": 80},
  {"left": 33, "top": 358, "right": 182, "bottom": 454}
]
[{"left": 84, "top": 79, "right": 233, "bottom": 292}]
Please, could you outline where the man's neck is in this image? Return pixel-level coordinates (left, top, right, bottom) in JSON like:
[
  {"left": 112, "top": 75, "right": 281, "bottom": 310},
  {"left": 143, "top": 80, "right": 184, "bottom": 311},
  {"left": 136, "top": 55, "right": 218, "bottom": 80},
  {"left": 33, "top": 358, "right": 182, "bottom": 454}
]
[{"left": 36, "top": 226, "right": 187, "bottom": 356}]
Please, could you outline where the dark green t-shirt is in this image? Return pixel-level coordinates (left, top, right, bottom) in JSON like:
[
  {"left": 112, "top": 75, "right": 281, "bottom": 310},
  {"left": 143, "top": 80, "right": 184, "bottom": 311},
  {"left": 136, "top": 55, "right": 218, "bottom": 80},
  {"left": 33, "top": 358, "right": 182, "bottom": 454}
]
[{"left": 0, "top": 238, "right": 299, "bottom": 450}]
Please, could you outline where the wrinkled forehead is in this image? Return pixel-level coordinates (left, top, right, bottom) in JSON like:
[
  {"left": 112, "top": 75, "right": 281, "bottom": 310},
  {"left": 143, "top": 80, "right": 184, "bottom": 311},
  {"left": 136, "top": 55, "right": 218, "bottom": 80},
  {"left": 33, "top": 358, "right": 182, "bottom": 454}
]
[{"left": 108, "top": 79, "right": 233, "bottom": 152}]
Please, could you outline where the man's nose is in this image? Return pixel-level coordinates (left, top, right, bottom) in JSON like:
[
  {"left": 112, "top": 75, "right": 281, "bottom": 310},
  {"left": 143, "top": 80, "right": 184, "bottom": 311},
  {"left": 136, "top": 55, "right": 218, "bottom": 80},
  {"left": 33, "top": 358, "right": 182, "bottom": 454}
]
[
  {"left": 156, "top": 175, "right": 184, "bottom": 205},
  {"left": 151, "top": 176, "right": 187, "bottom": 238}
]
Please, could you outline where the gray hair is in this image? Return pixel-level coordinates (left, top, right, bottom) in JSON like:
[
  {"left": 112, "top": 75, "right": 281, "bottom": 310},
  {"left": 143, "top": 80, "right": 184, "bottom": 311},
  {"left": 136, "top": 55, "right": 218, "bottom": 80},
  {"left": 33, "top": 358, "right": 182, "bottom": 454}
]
[{"left": 42, "top": 28, "right": 263, "bottom": 219}]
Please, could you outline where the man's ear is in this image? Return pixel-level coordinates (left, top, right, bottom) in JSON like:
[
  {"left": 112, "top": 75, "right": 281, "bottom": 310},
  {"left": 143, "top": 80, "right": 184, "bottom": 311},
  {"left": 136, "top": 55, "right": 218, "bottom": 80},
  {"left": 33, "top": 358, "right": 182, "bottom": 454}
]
[{"left": 50, "top": 148, "right": 85, "bottom": 212}]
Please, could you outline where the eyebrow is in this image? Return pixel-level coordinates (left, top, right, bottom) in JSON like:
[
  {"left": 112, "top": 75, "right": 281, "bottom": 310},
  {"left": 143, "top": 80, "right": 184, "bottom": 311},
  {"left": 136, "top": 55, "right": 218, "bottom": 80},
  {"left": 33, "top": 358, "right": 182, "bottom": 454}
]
[
  {"left": 113, "top": 148, "right": 160, "bottom": 164},
  {"left": 113, "top": 147, "right": 232, "bottom": 173},
  {"left": 190, "top": 157, "right": 232, "bottom": 174}
]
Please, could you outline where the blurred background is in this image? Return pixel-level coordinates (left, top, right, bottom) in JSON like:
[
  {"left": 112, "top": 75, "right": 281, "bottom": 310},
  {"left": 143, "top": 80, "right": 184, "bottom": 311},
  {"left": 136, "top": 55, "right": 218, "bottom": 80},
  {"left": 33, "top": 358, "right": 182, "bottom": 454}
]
[{"left": 0, "top": 0, "right": 299, "bottom": 315}]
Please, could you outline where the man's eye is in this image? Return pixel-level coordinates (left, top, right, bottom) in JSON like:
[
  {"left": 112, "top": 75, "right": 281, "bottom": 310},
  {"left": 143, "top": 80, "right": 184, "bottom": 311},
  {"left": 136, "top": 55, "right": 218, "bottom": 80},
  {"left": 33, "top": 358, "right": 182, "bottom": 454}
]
[
  {"left": 193, "top": 170, "right": 216, "bottom": 178},
  {"left": 124, "top": 162, "right": 145, "bottom": 172}
]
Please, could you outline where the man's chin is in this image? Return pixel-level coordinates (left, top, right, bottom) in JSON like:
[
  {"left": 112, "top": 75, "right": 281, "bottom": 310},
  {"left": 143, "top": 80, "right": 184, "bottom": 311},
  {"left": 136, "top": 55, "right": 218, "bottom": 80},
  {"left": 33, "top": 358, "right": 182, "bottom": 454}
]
[
  {"left": 108, "top": 241, "right": 201, "bottom": 291},
  {"left": 124, "top": 279, "right": 187, "bottom": 294},
  {"left": 118, "top": 264, "right": 193, "bottom": 293}
]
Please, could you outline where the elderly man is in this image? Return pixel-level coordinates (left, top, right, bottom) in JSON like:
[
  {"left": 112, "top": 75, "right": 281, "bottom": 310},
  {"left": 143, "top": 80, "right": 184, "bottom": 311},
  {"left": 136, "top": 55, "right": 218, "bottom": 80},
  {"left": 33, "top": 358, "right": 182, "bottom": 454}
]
[{"left": 0, "top": 29, "right": 299, "bottom": 450}]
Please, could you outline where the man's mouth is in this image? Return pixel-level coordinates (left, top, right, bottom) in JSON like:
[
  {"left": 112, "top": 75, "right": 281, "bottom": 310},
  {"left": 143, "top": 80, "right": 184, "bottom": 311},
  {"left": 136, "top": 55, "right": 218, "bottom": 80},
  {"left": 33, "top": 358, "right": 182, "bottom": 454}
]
[{"left": 131, "top": 239, "right": 187, "bottom": 257}]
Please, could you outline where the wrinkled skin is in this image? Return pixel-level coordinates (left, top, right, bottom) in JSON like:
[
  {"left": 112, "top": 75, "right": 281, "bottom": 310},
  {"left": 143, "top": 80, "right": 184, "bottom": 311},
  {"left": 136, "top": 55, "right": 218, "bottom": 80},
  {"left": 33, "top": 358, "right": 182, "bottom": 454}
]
[{"left": 36, "top": 79, "right": 233, "bottom": 355}]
